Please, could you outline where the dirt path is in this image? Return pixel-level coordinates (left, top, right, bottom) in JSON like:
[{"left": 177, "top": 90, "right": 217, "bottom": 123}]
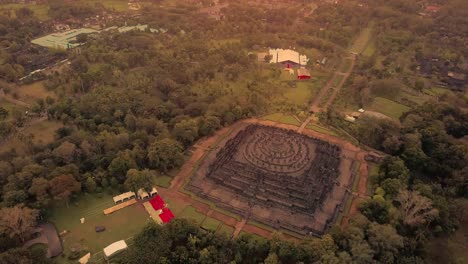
[
  {"left": 323, "top": 56, "right": 356, "bottom": 109},
  {"left": 233, "top": 219, "right": 247, "bottom": 238}
]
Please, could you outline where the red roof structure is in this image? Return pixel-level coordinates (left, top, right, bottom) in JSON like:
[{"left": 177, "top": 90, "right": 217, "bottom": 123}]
[
  {"left": 426, "top": 5, "right": 440, "bottom": 12},
  {"left": 159, "top": 208, "right": 174, "bottom": 223},
  {"left": 297, "top": 68, "right": 311, "bottom": 80},
  {"left": 149, "top": 195, "right": 165, "bottom": 211}
]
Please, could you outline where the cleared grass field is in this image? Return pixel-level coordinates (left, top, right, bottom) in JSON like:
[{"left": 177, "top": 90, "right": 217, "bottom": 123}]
[
  {"left": 179, "top": 206, "right": 206, "bottom": 225},
  {"left": 306, "top": 123, "right": 337, "bottom": 136},
  {"left": 217, "top": 224, "right": 234, "bottom": 236},
  {"left": 262, "top": 113, "right": 301, "bottom": 126},
  {"left": 0, "top": 120, "right": 62, "bottom": 155},
  {"left": 362, "top": 39, "right": 376, "bottom": 57},
  {"left": 368, "top": 97, "right": 410, "bottom": 120},
  {"left": 15, "top": 81, "right": 55, "bottom": 104},
  {"left": 201, "top": 217, "right": 221, "bottom": 231},
  {"left": 284, "top": 82, "right": 314, "bottom": 106},
  {"left": 48, "top": 193, "right": 150, "bottom": 258},
  {"left": 0, "top": 4, "right": 49, "bottom": 20},
  {"left": 154, "top": 175, "right": 172, "bottom": 188},
  {"left": 0, "top": 98, "right": 26, "bottom": 118},
  {"left": 350, "top": 27, "right": 372, "bottom": 54}
]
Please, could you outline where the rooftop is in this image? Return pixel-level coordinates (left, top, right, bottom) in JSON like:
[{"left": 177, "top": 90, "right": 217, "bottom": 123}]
[
  {"left": 31, "top": 28, "right": 98, "bottom": 49},
  {"left": 269, "top": 49, "right": 308, "bottom": 66}
]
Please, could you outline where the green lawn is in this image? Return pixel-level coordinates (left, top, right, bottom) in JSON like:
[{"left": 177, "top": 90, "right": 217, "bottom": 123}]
[
  {"left": 306, "top": 123, "right": 337, "bottom": 136},
  {"left": 154, "top": 175, "right": 172, "bottom": 188},
  {"left": 280, "top": 70, "right": 296, "bottom": 81},
  {"left": 0, "top": 4, "right": 50, "bottom": 20},
  {"left": 283, "top": 82, "right": 313, "bottom": 105},
  {"left": 352, "top": 161, "right": 361, "bottom": 192},
  {"left": 368, "top": 97, "right": 410, "bottom": 119},
  {"left": 362, "top": 39, "right": 376, "bottom": 57},
  {"left": 201, "top": 217, "right": 221, "bottom": 231},
  {"left": 217, "top": 224, "right": 234, "bottom": 236},
  {"left": 0, "top": 98, "right": 26, "bottom": 118},
  {"left": 350, "top": 26, "right": 372, "bottom": 54},
  {"left": 179, "top": 206, "right": 206, "bottom": 225},
  {"left": 48, "top": 193, "right": 150, "bottom": 260},
  {"left": 87, "top": 0, "right": 132, "bottom": 12},
  {"left": 262, "top": 113, "right": 301, "bottom": 126}
]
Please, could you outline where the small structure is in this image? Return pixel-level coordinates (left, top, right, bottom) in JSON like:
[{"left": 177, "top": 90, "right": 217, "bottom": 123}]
[
  {"left": 344, "top": 115, "right": 356, "bottom": 123},
  {"left": 269, "top": 49, "right": 308, "bottom": 67},
  {"left": 297, "top": 68, "right": 311, "bottom": 80},
  {"left": 104, "top": 199, "right": 137, "bottom": 215},
  {"left": 149, "top": 187, "right": 158, "bottom": 196},
  {"left": 78, "top": 253, "right": 91, "bottom": 264},
  {"left": 137, "top": 189, "right": 149, "bottom": 200},
  {"left": 95, "top": 226, "right": 106, "bottom": 233},
  {"left": 103, "top": 240, "right": 128, "bottom": 259},
  {"left": 137, "top": 187, "right": 158, "bottom": 200},
  {"left": 113, "top": 192, "right": 136, "bottom": 204},
  {"left": 358, "top": 108, "right": 365, "bottom": 113}
]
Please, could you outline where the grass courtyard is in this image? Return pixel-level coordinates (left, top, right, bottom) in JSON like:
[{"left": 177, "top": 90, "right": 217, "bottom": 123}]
[
  {"left": 48, "top": 193, "right": 150, "bottom": 261},
  {"left": 0, "top": 120, "right": 63, "bottom": 155},
  {"left": 368, "top": 97, "right": 410, "bottom": 120},
  {"left": 262, "top": 113, "right": 301, "bottom": 126},
  {"left": 350, "top": 26, "right": 373, "bottom": 54}
]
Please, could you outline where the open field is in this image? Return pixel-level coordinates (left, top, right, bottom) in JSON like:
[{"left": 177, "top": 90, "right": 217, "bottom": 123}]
[
  {"left": 0, "top": 98, "right": 26, "bottom": 119},
  {"left": 0, "top": 120, "right": 62, "bottom": 155},
  {"left": 261, "top": 113, "right": 301, "bottom": 126},
  {"left": 0, "top": 3, "right": 50, "bottom": 20},
  {"left": 217, "top": 224, "right": 234, "bottom": 236},
  {"left": 362, "top": 39, "right": 375, "bottom": 57},
  {"left": 201, "top": 217, "right": 222, "bottom": 231},
  {"left": 306, "top": 123, "right": 337, "bottom": 136},
  {"left": 14, "top": 81, "right": 55, "bottom": 104},
  {"left": 350, "top": 26, "right": 372, "bottom": 54},
  {"left": 368, "top": 97, "right": 410, "bottom": 120},
  {"left": 24, "top": 120, "right": 62, "bottom": 144},
  {"left": 283, "top": 81, "right": 319, "bottom": 106},
  {"left": 154, "top": 175, "right": 172, "bottom": 188},
  {"left": 48, "top": 193, "right": 150, "bottom": 261}
]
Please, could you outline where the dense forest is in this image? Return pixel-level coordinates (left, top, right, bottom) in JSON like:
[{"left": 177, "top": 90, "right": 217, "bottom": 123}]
[{"left": 0, "top": 0, "right": 467, "bottom": 263}]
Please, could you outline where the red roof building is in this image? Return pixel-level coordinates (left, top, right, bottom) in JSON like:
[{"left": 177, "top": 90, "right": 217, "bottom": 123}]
[
  {"left": 297, "top": 68, "right": 311, "bottom": 80},
  {"left": 426, "top": 5, "right": 441, "bottom": 12},
  {"left": 159, "top": 208, "right": 175, "bottom": 223}
]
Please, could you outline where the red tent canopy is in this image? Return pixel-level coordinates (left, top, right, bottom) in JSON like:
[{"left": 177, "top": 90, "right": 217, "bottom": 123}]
[
  {"left": 159, "top": 208, "right": 174, "bottom": 223},
  {"left": 149, "top": 195, "right": 165, "bottom": 211}
]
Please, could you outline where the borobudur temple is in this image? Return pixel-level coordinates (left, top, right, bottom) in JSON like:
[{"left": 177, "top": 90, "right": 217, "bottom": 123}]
[{"left": 188, "top": 124, "right": 356, "bottom": 236}]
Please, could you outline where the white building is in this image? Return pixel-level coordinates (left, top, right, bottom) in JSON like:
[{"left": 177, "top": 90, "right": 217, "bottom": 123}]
[{"left": 269, "top": 49, "right": 309, "bottom": 67}]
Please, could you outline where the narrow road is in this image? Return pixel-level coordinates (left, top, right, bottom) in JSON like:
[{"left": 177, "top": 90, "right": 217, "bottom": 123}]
[{"left": 299, "top": 55, "right": 356, "bottom": 130}]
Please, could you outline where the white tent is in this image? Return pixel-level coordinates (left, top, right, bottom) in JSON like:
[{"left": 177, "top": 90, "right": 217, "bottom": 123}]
[
  {"left": 137, "top": 189, "right": 149, "bottom": 200},
  {"left": 149, "top": 187, "right": 158, "bottom": 196},
  {"left": 103, "top": 240, "right": 127, "bottom": 259},
  {"left": 112, "top": 192, "right": 136, "bottom": 204}
]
